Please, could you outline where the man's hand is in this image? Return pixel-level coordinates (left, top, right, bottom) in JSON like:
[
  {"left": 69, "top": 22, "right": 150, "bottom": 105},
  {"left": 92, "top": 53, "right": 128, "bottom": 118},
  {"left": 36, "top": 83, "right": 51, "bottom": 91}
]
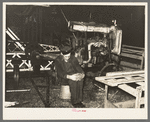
[
  {"left": 67, "top": 73, "right": 85, "bottom": 81},
  {"left": 77, "top": 73, "right": 85, "bottom": 79},
  {"left": 67, "top": 74, "right": 78, "bottom": 81}
]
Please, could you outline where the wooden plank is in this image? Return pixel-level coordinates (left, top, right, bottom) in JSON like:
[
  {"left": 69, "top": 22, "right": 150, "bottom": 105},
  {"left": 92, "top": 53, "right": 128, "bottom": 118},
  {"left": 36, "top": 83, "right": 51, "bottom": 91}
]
[
  {"left": 118, "top": 84, "right": 137, "bottom": 97},
  {"left": 135, "top": 86, "right": 143, "bottom": 108},
  {"left": 95, "top": 78, "right": 144, "bottom": 87},
  {"left": 114, "top": 99, "right": 135, "bottom": 108},
  {"left": 122, "top": 47, "right": 144, "bottom": 51},
  {"left": 96, "top": 73, "right": 144, "bottom": 81},
  {"left": 122, "top": 48, "right": 144, "bottom": 54},
  {"left": 132, "top": 77, "right": 144, "bottom": 80},
  {"left": 124, "top": 76, "right": 134, "bottom": 80},
  {"left": 5, "top": 101, "right": 19, "bottom": 107},
  {"left": 122, "top": 45, "right": 144, "bottom": 50},
  {"left": 121, "top": 53, "right": 143, "bottom": 60},
  {"left": 138, "top": 74, "right": 145, "bottom": 77},
  {"left": 6, "top": 89, "right": 31, "bottom": 92},
  {"left": 122, "top": 49, "right": 143, "bottom": 56},
  {"left": 120, "top": 61, "right": 141, "bottom": 69},
  {"left": 111, "top": 79, "right": 144, "bottom": 87},
  {"left": 106, "top": 70, "right": 144, "bottom": 77},
  {"left": 113, "top": 78, "right": 127, "bottom": 82},
  {"left": 121, "top": 50, "right": 143, "bottom": 56},
  {"left": 136, "top": 81, "right": 145, "bottom": 86},
  {"left": 104, "top": 85, "right": 108, "bottom": 108}
]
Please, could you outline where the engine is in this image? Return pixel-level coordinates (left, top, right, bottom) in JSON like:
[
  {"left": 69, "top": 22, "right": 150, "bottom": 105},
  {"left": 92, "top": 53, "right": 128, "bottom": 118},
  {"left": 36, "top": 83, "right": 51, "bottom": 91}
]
[{"left": 70, "top": 24, "right": 122, "bottom": 68}]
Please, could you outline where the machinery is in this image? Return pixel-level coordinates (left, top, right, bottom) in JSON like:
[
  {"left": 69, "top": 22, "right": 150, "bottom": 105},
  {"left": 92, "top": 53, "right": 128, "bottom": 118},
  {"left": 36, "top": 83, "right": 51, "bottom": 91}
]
[
  {"left": 35, "top": 20, "right": 122, "bottom": 76},
  {"left": 67, "top": 21, "right": 122, "bottom": 76}
]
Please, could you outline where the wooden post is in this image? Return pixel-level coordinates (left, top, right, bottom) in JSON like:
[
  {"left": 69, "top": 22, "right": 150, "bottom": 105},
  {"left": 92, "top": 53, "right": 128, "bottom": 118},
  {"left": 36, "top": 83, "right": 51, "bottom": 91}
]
[
  {"left": 104, "top": 85, "right": 108, "bottom": 108},
  {"left": 135, "top": 86, "right": 142, "bottom": 108},
  {"left": 140, "top": 51, "right": 144, "bottom": 70}
]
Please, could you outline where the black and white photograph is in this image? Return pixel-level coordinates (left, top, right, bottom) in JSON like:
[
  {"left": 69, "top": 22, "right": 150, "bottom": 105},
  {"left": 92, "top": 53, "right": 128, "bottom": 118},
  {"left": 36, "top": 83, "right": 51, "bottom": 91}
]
[{"left": 3, "top": 2, "right": 148, "bottom": 120}]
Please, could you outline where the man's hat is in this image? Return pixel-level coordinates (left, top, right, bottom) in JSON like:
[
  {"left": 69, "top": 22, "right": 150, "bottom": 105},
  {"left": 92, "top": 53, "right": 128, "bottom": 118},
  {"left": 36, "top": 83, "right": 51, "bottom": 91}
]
[{"left": 60, "top": 45, "right": 72, "bottom": 55}]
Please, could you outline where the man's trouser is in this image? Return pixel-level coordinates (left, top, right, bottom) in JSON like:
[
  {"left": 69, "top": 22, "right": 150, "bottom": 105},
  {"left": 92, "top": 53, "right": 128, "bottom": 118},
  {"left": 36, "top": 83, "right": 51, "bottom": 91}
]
[{"left": 68, "top": 79, "right": 83, "bottom": 104}]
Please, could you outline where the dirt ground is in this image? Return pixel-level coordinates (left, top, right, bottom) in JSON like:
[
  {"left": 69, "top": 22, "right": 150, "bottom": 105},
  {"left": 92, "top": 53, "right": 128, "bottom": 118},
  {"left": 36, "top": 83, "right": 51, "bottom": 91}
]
[{"left": 5, "top": 70, "right": 135, "bottom": 108}]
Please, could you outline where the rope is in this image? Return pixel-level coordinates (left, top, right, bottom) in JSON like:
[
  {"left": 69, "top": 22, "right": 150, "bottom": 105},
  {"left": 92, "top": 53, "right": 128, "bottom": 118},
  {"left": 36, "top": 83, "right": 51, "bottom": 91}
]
[
  {"left": 59, "top": 7, "right": 68, "bottom": 23},
  {"left": 59, "top": 6, "right": 78, "bottom": 41}
]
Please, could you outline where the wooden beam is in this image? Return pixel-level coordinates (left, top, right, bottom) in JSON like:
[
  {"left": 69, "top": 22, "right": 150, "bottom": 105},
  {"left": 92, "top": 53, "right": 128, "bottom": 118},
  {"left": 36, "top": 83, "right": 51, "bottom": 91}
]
[
  {"left": 106, "top": 70, "right": 144, "bottom": 77},
  {"left": 118, "top": 84, "right": 137, "bottom": 97},
  {"left": 122, "top": 48, "right": 144, "bottom": 53},
  {"left": 96, "top": 73, "right": 144, "bottom": 81},
  {"left": 6, "top": 89, "right": 31, "bottom": 92},
  {"left": 135, "top": 86, "right": 142, "bottom": 108},
  {"left": 95, "top": 76, "right": 144, "bottom": 87},
  {"left": 122, "top": 45, "right": 144, "bottom": 50},
  {"left": 121, "top": 53, "right": 143, "bottom": 60},
  {"left": 121, "top": 50, "right": 143, "bottom": 56},
  {"left": 104, "top": 85, "right": 108, "bottom": 108}
]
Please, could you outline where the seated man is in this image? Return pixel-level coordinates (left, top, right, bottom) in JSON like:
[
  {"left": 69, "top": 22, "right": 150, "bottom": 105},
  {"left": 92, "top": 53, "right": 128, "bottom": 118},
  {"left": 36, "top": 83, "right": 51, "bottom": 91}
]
[{"left": 55, "top": 45, "right": 85, "bottom": 108}]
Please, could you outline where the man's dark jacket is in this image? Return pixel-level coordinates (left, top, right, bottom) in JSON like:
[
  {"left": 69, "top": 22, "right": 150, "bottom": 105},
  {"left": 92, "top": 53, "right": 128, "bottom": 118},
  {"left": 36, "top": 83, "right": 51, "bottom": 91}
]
[{"left": 55, "top": 54, "right": 84, "bottom": 85}]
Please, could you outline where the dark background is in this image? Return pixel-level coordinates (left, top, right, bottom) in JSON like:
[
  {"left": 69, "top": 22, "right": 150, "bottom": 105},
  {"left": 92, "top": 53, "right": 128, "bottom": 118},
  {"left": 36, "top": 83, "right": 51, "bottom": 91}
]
[{"left": 6, "top": 5, "right": 145, "bottom": 47}]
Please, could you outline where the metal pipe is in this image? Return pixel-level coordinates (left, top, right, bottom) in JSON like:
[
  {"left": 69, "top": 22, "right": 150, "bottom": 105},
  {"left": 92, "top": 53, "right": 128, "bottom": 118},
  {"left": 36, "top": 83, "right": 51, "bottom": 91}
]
[{"left": 83, "top": 42, "right": 95, "bottom": 64}]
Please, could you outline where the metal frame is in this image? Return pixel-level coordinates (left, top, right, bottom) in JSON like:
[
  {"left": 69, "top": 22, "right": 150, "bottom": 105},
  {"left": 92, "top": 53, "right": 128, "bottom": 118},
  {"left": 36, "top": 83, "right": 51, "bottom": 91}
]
[{"left": 6, "top": 41, "right": 59, "bottom": 72}]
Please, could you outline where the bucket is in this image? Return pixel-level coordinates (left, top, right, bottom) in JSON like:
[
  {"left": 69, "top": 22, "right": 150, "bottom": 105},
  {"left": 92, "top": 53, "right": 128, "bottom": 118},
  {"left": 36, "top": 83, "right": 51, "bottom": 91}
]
[{"left": 60, "top": 85, "right": 71, "bottom": 100}]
